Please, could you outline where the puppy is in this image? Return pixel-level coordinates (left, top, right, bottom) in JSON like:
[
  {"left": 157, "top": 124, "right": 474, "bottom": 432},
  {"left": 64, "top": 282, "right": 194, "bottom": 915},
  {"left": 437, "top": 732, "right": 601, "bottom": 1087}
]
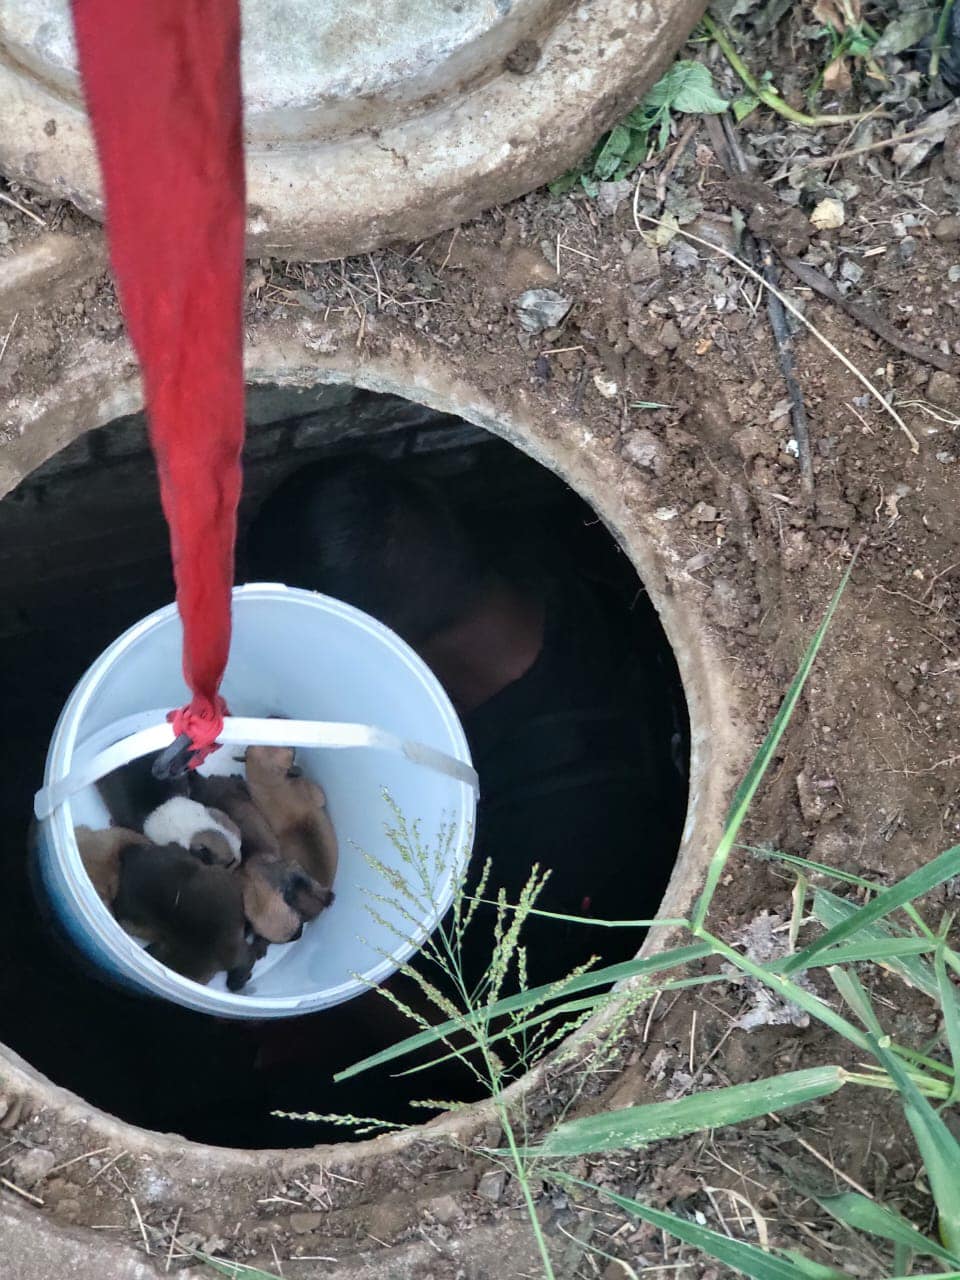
[
  {"left": 244, "top": 745, "right": 339, "bottom": 889},
  {"left": 142, "top": 796, "right": 242, "bottom": 869},
  {"left": 189, "top": 773, "right": 332, "bottom": 944},
  {"left": 76, "top": 824, "right": 150, "bottom": 907},
  {"left": 188, "top": 773, "right": 279, "bottom": 859},
  {"left": 96, "top": 750, "right": 188, "bottom": 832},
  {"left": 113, "top": 841, "right": 256, "bottom": 990}
]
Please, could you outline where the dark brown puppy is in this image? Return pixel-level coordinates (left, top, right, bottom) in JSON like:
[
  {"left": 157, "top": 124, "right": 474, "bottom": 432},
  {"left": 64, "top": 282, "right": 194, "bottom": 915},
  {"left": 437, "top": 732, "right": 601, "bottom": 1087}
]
[
  {"left": 244, "top": 745, "right": 339, "bottom": 889},
  {"left": 113, "top": 841, "right": 257, "bottom": 990},
  {"left": 76, "top": 824, "right": 150, "bottom": 908},
  {"left": 189, "top": 772, "right": 334, "bottom": 944},
  {"left": 96, "top": 750, "right": 188, "bottom": 832}
]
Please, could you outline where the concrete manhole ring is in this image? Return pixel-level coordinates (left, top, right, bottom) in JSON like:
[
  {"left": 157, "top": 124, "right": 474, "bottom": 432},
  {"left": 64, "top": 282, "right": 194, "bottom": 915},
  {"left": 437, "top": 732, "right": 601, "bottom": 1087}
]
[
  {"left": 0, "top": 0, "right": 708, "bottom": 258},
  {"left": 0, "top": 244, "right": 746, "bottom": 1273}
]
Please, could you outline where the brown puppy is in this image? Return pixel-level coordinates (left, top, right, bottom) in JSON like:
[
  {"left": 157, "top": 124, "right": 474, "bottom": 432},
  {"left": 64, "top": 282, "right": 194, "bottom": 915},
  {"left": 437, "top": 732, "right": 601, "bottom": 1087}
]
[
  {"left": 113, "top": 841, "right": 256, "bottom": 990},
  {"left": 189, "top": 773, "right": 333, "bottom": 944},
  {"left": 244, "top": 745, "right": 340, "bottom": 889},
  {"left": 76, "top": 824, "right": 150, "bottom": 907},
  {"left": 188, "top": 773, "right": 279, "bottom": 859}
]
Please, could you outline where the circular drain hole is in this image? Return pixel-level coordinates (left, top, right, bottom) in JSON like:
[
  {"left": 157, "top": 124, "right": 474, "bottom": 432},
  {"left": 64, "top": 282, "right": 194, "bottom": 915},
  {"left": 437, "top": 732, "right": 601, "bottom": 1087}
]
[{"left": 0, "top": 383, "right": 687, "bottom": 1148}]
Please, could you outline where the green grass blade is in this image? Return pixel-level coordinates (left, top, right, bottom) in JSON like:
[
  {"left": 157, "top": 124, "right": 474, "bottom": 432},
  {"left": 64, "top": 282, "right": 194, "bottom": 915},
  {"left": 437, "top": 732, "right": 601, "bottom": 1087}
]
[
  {"left": 335, "top": 942, "right": 712, "bottom": 1081},
  {"left": 808, "top": 937, "right": 936, "bottom": 967},
  {"left": 828, "top": 966, "right": 885, "bottom": 1037},
  {"left": 563, "top": 1178, "right": 826, "bottom": 1280},
  {"left": 531, "top": 1067, "right": 847, "bottom": 1157},
  {"left": 192, "top": 1252, "right": 282, "bottom": 1280},
  {"left": 782, "top": 846, "right": 960, "bottom": 976},
  {"left": 692, "top": 558, "right": 856, "bottom": 931},
  {"left": 935, "top": 942, "right": 960, "bottom": 1107},
  {"left": 815, "top": 1191, "right": 960, "bottom": 1266},
  {"left": 863, "top": 1033, "right": 960, "bottom": 1255},
  {"left": 811, "top": 890, "right": 940, "bottom": 997},
  {"left": 777, "top": 1251, "right": 850, "bottom": 1280},
  {"left": 747, "top": 846, "right": 878, "bottom": 890}
]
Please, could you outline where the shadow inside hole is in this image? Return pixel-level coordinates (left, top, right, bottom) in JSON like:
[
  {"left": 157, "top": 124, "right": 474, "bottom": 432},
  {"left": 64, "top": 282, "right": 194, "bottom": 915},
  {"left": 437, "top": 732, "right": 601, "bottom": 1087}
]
[{"left": 0, "top": 385, "right": 688, "bottom": 1148}]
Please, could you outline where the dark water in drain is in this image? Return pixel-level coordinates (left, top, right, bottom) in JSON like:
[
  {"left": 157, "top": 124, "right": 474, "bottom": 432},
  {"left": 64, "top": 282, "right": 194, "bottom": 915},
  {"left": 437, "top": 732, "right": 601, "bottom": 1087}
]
[{"left": 0, "top": 416, "right": 687, "bottom": 1147}]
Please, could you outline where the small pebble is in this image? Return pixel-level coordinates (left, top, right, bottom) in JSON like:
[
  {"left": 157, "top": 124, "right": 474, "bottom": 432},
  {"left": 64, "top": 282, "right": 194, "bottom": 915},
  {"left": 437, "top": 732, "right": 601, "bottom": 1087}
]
[
  {"left": 514, "top": 288, "right": 572, "bottom": 334},
  {"left": 810, "top": 198, "right": 845, "bottom": 231},
  {"left": 476, "top": 1169, "right": 507, "bottom": 1203},
  {"left": 289, "top": 1211, "right": 324, "bottom": 1234},
  {"left": 934, "top": 215, "right": 960, "bottom": 243}
]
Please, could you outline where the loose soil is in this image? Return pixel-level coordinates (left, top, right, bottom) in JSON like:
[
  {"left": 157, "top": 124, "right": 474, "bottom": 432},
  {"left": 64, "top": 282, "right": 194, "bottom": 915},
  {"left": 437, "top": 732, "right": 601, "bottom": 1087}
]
[{"left": 2, "top": 5, "right": 960, "bottom": 1275}]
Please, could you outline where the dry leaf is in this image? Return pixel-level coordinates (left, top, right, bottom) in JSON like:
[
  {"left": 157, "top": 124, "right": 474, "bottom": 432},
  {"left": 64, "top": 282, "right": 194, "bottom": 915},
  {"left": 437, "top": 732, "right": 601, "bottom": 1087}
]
[
  {"left": 893, "top": 101, "right": 960, "bottom": 175},
  {"left": 641, "top": 210, "right": 680, "bottom": 248},
  {"left": 812, "top": 0, "right": 858, "bottom": 34},
  {"left": 823, "top": 55, "right": 852, "bottom": 92},
  {"left": 810, "top": 197, "right": 845, "bottom": 230}
]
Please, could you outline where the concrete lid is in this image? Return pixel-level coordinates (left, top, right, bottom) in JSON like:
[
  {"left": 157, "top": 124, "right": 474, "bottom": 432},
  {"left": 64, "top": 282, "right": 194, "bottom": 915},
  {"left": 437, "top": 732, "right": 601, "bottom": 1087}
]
[{"left": 0, "top": 0, "right": 705, "bottom": 259}]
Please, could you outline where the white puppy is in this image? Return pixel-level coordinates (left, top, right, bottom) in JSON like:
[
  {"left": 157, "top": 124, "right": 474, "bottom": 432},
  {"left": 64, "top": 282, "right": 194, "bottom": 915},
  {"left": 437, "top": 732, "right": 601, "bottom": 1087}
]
[{"left": 143, "top": 796, "right": 242, "bottom": 869}]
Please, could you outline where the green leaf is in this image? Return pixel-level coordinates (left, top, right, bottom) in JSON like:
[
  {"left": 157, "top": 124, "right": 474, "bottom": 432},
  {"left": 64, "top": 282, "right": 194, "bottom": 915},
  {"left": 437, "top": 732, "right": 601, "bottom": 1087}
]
[
  {"left": 644, "top": 61, "right": 729, "bottom": 114},
  {"left": 548, "top": 169, "right": 580, "bottom": 196},
  {"left": 613, "top": 129, "right": 653, "bottom": 180},
  {"left": 935, "top": 941, "right": 960, "bottom": 1106},
  {"left": 781, "top": 844, "right": 960, "bottom": 975},
  {"left": 863, "top": 1032, "right": 960, "bottom": 1256},
  {"left": 692, "top": 555, "right": 857, "bottom": 930},
  {"left": 732, "top": 93, "right": 760, "bottom": 122},
  {"left": 811, "top": 889, "right": 940, "bottom": 997},
  {"left": 532, "top": 1067, "right": 847, "bottom": 1157},
  {"left": 593, "top": 124, "right": 633, "bottom": 180},
  {"left": 777, "top": 1252, "right": 849, "bottom": 1280},
  {"left": 192, "top": 1252, "right": 282, "bottom": 1280},
  {"left": 334, "top": 942, "right": 712, "bottom": 1081},
  {"left": 562, "top": 1178, "right": 825, "bottom": 1280},
  {"left": 815, "top": 1191, "right": 960, "bottom": 1266}
]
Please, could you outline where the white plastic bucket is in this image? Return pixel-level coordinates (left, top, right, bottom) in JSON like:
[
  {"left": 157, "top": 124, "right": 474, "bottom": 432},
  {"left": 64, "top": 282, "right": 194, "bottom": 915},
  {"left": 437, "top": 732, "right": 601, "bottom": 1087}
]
[{"left": 32, "top": 585, "right": 477, "bottom": 1019}]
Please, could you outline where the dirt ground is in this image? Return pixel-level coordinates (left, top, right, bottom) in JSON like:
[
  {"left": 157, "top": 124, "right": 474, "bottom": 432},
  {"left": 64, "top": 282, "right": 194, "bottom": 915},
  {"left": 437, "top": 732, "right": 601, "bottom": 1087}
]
[{"left": 3, "top": 5, "right": 960, "bottom": 1277}]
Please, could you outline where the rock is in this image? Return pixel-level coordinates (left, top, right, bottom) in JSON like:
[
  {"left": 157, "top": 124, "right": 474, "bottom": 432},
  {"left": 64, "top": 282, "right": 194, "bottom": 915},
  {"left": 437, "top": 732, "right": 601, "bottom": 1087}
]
[
  {"left": 796, "top": 771, "right": 824, "bottom": 823},
  {"left": 810, "top": 198, "right": 845, "bottom": 231},
  {"left": 476, "top": 1169, "right": 507, "bottom": 1203},
  {"left": 840, "top": 259, "right": 863, "bottom": 284},
  {"left": 690, "top": 501, "right": 718, "bottom": 523},
  {"left": 945, "top": 127, "right": 960, "bottom": 182},
  {"left": 934, "top": 215, "right": 960, "bottom": 242},
  {"left": 622, "top": 428, "right": 665, "bottom": 474},
  {"left": 592, "top": 371, "right": 619, "bottom": 399},
  {"left": 288, "top": 1211, "right": 324, "bottom": 1234},
  {"left": 10, "top": 1147, "right": 56, "bottom": 1189},
  {"left": 898, "top": 236, "right": 918, "bottom": 264},
  {"left": 514, "top": 288, "right": 572, "bottom": 334},
  {"left": 658, "top": 319, "right": 681, "bottom": 350},
  {"left": 427, "top": 1194, "right": 461, "bottom": 1225},
  {"left": 928, "top": 370, "right": 960, "bottom": 409},
  {"left": 625, "top": 244, "right": 660, "bottom": 283},
  {"left": 596, "top": 180, "right": 632, "bottom": 215},
  {"left": 815, "top": 494, "right": 856, "bottom": 528},
  {"left": 731, "top": 424, "right": 774, "bottom": 462}
]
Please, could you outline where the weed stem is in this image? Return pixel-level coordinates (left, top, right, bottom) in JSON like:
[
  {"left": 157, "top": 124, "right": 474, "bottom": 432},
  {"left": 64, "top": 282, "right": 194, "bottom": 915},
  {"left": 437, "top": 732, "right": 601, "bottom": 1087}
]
[{"left": 703, "top": 15, "right": 871, "bottom": 128}]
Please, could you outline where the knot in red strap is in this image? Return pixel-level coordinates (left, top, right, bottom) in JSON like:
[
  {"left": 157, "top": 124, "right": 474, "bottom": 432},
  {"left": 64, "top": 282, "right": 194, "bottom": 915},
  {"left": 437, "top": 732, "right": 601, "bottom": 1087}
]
[{"left": 168, "top": 694, "right": 228, "bottom": 769}]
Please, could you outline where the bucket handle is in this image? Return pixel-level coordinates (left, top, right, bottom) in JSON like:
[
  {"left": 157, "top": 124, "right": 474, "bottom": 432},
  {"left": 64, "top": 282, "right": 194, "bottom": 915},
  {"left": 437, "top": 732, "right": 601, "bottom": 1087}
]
[{"left": 34, "top": 714, "right": 478, "bottom": 822}]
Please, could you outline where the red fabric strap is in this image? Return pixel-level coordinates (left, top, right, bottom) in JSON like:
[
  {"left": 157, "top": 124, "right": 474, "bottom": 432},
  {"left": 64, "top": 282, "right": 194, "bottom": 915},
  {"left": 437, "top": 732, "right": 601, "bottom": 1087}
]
[{"left": 71, "top": 0, "right": 246, "bottom": 764}]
